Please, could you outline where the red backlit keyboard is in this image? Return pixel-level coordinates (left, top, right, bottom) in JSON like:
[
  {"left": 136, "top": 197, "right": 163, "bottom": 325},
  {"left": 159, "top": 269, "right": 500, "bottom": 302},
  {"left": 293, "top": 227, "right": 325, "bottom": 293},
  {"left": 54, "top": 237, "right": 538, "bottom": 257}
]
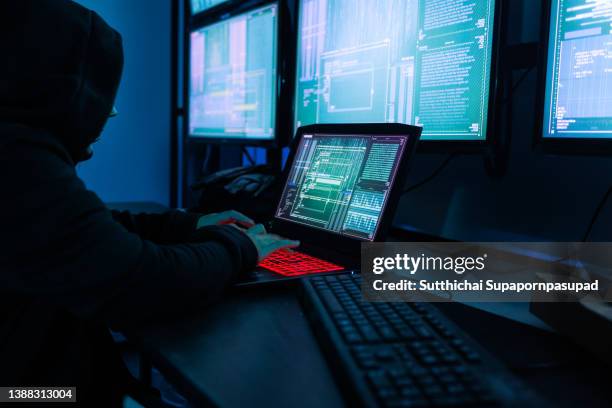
[{"left": 259, "top": 248, "right": 344, "bottom": 276}]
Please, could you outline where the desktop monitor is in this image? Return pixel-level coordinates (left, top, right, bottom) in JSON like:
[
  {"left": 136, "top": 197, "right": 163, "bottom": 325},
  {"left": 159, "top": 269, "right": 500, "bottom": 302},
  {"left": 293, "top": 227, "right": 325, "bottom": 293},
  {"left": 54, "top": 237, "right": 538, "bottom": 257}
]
[
  {"left": 538, "top": 0, "right": 612, "bottom": 151},
  {"left": 190, "top": 0, "right": 228, "bottom": 15},
  {"left": 188, "top": 3, "right": 279, "bottom": 143},
  {"left": 293, "top": 0, "right": 502, "bottom": 145}
]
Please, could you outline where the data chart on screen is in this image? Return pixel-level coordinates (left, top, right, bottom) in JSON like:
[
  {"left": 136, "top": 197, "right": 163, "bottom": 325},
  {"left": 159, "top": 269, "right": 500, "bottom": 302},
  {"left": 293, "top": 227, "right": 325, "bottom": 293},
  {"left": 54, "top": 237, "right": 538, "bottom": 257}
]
[
  {"left": 191, "top": 0, "right": 227, "bottom": 15},
  {"left": 294, "top": 0, "right": 497, "bottom": 141},
  {"left": 276, "top": 133, "right": 407, "bottom": 240},
  {"left": 189, "top": 4, "right": 277, "bottom": 140},
  {"left": 543, "top": 0, "right": 612, "bottom": 140}
]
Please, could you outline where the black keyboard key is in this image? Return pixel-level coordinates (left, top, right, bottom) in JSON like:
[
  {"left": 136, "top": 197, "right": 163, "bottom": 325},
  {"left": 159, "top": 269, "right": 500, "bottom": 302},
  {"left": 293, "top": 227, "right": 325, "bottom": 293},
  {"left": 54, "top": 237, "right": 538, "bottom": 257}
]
[
  {"left": 464, "top": 351, "right": 481, "bottom": 362},
  {"left": 438, "top": 373, "right": 458, "bottom": 384},
  {"left": 446, "top": 383, "right": 466, "bottom": 395},
  {"left": 375, "top": 348, "right": 395, "bottom": 361},
  {"left": 360, "top": 358, "right": 379, "bottom": 369},
  {"left": 389, "top": 368, "right": 407, "bottom": 378},
  {"left": 377, "top": 387, "right": 398, "bottom": 399},
  {"left": 421, "top": 355, "right": 439, "bottom": 365},
  {"left": 345, "top": 332, "right": 363, "bottom": 343},
  {"left": 422, "top": 384, "right": 444, "bottom": 398},
  {"left": 378, "top": 327, "right": 398, "bottom": 341},
  {"left": 319, "top": 289, "right": 343, "bottom": 313},
  {"left": 361, "top": 326, "right": 381, "bottom": 342},
  {"left": 367, "top": 370, "right": 391, "bottom": 388},
  {"left": 431, "top": 396, "right": 465, "bottom": 407},
  {"left": 384, "top": 399, "right": 427, "bottom": 408},
  {"left": 416, "top": 375, "right": 436, "bottom": 386},
  {"left": 397, "top": 327, "right": 417, "bottom": 339},
  {"left": 394, "top": 377, "right": 414, "bottom": 387},
  {"left": 412, "top": 325, "right": 434, "bottom": 339},
  {"left": 399, "top": 385, "right": 421, "bottom": 396}
]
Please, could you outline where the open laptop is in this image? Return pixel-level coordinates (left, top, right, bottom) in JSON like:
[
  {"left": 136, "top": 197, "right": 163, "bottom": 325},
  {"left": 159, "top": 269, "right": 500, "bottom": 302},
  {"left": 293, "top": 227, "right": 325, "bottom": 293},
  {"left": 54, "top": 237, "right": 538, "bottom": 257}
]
[{"left": 238, "top": 123, "right": 422, "bottom": 286}]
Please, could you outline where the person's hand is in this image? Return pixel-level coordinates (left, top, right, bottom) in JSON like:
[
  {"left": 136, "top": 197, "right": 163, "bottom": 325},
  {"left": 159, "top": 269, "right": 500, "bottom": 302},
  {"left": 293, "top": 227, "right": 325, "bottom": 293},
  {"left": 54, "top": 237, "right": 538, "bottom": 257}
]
[
  {"left": 196, "top": 210, "right": 255, "bottom": 229},
  {"left": 242, "top": 224, "right": 300, "bottom": 261}
]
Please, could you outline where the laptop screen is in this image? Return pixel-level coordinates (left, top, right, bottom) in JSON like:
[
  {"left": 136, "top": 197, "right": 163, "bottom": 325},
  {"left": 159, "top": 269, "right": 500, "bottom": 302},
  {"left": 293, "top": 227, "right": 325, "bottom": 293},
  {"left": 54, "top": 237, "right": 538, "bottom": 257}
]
[{"left": 275, "top": 133, "right": 408, "bottom": 241}]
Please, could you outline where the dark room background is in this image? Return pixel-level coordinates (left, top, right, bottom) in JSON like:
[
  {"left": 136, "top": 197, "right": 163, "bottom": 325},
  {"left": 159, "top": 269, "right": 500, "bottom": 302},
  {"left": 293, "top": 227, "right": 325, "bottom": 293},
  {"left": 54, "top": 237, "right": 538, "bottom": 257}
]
[{"left": 76, "top": 0, "right": 172, "bottom": 206}]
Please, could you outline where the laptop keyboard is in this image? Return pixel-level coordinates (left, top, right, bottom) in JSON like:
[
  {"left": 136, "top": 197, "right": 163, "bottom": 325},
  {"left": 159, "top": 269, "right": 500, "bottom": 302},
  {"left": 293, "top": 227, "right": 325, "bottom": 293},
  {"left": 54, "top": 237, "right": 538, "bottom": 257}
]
[{"left": 259, "top": 248, "right": 344, "bottom": 276}]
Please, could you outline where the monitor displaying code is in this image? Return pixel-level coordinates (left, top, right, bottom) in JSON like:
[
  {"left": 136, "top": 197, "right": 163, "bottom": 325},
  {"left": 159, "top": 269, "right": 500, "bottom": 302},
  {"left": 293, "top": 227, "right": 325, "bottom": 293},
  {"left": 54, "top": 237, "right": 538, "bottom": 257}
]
[
  {"left": 294, "top": 0, "right": 497, "bottom": 141},
  {"left": 543, "top": 0, "right": 612, "bottom": 139},
  {"left": 191, "top": 0, "right": 227, "bottom": 15},
  {"left": 189, "top": 4, "right": 277, "bottom": 140},
  {"left": 276, "top": 133, "right": 408, "bottom": 240}
]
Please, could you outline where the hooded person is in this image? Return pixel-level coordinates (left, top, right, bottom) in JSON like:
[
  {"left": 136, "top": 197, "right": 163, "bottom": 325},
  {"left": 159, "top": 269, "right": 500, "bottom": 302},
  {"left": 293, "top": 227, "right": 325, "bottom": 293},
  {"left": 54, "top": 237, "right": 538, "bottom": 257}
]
[{"left": 0, "top": 0, "right": 297, "bottom": 405}]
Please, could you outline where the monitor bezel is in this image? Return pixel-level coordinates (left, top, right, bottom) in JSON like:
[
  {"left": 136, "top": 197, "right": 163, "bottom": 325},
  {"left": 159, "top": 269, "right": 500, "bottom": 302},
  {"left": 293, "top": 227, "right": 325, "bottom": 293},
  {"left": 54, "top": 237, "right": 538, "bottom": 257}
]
[
  {"left": 290, "top": 0, "right": 507, "bottom": 154},
  {"left": 185, "top": 0, "right": 294, "bottom": 147},
  {"left": 271, "top": 123, "right": 422, "bottom": 256},
  {"left": 533, "top": 0, "right": 612, "bottom": 156}
]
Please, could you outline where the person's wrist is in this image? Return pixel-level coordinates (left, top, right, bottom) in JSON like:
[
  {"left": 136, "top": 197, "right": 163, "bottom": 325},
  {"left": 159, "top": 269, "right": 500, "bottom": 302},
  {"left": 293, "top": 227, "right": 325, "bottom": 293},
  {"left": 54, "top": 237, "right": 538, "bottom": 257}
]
[{"left": 196, "top": 215, "right": 207, "bottom": 230}]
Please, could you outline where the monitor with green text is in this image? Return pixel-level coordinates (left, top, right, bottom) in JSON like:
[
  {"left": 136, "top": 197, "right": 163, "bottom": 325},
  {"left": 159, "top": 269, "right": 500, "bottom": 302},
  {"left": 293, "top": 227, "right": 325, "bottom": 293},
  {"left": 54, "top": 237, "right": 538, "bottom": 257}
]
[
  {"left": 294, "top": 0, "right": 500, "bottom": 142},
  {"left": 189, "top": 3, "right": 278, "bottom": 142},
  {"left": 542, "top": 0, "right": 612, "bottom": 142}
]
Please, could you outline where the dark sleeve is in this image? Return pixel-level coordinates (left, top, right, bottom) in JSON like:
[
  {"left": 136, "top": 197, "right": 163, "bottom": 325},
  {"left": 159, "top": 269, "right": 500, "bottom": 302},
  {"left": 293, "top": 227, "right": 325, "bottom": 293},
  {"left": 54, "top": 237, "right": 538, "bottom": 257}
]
[
  {"left": 1, "top": 140, "right": 258, "bottom": 328},
  {"left": 111, "top": 210, "right": 200, "bottom": 244}
]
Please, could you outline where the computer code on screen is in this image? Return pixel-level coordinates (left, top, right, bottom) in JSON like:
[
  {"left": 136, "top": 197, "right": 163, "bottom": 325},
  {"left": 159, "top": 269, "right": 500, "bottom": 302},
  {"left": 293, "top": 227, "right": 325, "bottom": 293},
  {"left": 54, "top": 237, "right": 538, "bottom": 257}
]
[
  {"left": 191, "top": 0, "right": 227, "bottom": 15},
  {"left": 294, "top": 0, "right": 496, "bottom": 141},
  {"left": 276, "top": 134, "right": 407, "bottom": 240},
  {"left": 189, "top": 4, "right": 277, "bottom": 140},
  {"left": 543, "top": 0, "right": 612, "bottom": 139}
]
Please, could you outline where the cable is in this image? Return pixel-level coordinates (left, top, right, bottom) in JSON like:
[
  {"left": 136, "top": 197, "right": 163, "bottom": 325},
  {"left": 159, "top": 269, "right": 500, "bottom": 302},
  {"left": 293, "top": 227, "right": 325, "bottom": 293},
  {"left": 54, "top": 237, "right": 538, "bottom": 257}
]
[
  {"left": 510, "top": 66, "right": 535, "bottom": 93},
  {"left": 402, "top": 154, "right": 458, "bottom": 195},
  {"left": 501, "top": 66, "right": 535, "bottom": 105},
  {"left": 242, "top": 147, "right": 256, "bottom": 167},
  {"left": 582, "top": 185, "right": 612, "bottom": 242},
  {"left": 200, "top": 144, "right": 213, "bottom": 174}
]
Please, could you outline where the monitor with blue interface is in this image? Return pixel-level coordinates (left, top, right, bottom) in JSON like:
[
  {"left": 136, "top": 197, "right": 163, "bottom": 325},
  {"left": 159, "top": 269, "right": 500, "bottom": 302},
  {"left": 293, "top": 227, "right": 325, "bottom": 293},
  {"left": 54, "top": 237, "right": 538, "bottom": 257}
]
[
  {"left": 191, "top": 0, "right": 227, "bottom": 15},
  {"left": 542, "top": 0, "right": 612, "bottom": 141},
  {"left": 276, "top": 132, "right": 408, "bottom": 240},
  {"left": 294, "top": 0, "right": 498, "bottom": 141},
  {"left": 189, "top": 3, "right": 278, "bottom": 141}
]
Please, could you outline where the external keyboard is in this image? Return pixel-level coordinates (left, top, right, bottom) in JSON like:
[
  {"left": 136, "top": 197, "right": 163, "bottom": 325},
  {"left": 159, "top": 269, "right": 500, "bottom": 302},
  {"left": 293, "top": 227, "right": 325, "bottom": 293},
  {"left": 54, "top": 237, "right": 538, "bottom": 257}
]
[
  {"left": 259, "top": 248, "right": 344, "bottom": 276},
  {"left": 300, "top": 273, "right": 542, "bottom": 407}
]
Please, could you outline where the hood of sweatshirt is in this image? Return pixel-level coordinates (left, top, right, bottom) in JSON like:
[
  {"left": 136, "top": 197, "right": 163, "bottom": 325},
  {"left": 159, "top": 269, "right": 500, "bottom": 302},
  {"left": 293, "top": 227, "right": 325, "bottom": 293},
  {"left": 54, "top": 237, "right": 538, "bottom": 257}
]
[{"left": 0, "top": 0, "right": 124, "bottom": 162}]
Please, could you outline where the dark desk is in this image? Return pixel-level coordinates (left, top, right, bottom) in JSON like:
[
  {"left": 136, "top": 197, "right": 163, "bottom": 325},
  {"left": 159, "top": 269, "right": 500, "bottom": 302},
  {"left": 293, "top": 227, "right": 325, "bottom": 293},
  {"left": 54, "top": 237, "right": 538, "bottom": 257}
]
[
  {"left": 135, "top": 284, "right": 610, "bottom": 408},
  {"left": 137, "top": 285, "right": 344, "bottom": 408}
]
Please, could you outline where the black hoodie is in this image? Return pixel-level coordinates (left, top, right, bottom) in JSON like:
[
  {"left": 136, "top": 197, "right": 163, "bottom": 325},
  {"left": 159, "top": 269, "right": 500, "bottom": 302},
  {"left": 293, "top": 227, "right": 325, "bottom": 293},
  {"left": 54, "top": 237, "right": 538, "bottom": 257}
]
[{"left": 0, "top": 0, "right": 257, "bottom": 404}]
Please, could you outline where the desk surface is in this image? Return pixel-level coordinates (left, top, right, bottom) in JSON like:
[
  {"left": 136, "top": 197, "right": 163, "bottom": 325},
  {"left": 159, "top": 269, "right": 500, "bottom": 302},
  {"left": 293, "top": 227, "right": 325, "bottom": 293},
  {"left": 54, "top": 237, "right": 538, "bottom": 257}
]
[{"left": 138, "top": 285, "right": 345, "bottom": 408}]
